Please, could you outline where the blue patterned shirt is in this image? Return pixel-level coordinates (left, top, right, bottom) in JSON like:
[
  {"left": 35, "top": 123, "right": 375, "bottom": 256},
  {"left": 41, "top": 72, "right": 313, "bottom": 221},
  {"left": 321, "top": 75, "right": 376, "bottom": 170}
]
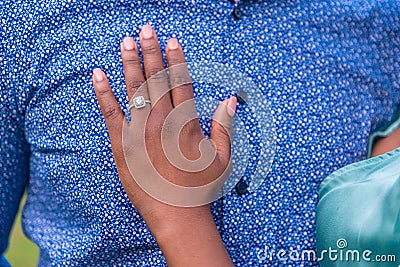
[{"left": 1, "top": 0, "right": 400, "bottom": 266}]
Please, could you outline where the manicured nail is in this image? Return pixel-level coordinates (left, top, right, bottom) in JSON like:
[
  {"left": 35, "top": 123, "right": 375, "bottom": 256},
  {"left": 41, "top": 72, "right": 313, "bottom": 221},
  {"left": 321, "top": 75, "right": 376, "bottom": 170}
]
[
  {"left": 123, "top": 37, "right": 135, "bottom": 51},
  {"left": 168, "top": 38, "right": 179, "bottom": 50},
  {"left": 93, "top": 68, "right": 103, "bottom": 82},
  {"left": 141, "top": 25, "right": 153, "bottom": 39},
  {"left": 227, "top": 96, "right": 237, "bottom": 117}
]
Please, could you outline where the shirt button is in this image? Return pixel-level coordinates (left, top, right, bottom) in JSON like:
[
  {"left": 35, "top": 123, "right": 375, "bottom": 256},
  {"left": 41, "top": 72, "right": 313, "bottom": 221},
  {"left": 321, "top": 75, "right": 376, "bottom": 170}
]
[
  {"left": 232, "top": 6, "right": 243, "bottom": 20},
  {"left": 235, "top": 181, "right": 248, "bottom": 195},
  {"left": 235, "top": 90, "right": 248, "bottom": 105}
]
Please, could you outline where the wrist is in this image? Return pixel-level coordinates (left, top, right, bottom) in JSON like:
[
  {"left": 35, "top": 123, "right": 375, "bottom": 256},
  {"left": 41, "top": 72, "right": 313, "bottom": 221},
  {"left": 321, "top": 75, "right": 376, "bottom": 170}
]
[
  {"left": 150, "top": 206, "right": 233, "bottom": 267},
  {"left": 149, "top": 205, "right": 214, "bottom": 244}
]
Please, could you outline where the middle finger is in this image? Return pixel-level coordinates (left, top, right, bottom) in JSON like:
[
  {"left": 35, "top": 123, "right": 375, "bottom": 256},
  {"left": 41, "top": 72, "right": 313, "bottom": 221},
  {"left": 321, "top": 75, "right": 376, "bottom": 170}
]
[{"left": 139, "top": 25, "right": 172, "bottom": 115}]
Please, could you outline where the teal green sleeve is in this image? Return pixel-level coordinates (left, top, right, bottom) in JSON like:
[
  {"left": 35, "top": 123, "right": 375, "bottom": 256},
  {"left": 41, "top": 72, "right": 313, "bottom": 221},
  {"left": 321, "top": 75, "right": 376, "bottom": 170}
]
[{"left": 316, "top": 147, "right": 400, "bottom": 267}]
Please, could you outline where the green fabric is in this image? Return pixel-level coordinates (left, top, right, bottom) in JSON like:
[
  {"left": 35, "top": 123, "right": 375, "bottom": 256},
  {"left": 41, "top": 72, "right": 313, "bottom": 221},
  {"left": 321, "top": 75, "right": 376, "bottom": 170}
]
[{"left": 316, "top": 147, "right": 400, "bottom": 267}]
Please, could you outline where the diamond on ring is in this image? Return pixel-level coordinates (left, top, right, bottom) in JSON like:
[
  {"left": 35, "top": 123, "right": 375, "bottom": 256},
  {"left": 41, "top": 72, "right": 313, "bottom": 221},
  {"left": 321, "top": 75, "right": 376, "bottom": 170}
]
[{"left": 129, "top": 96, "right": 151, "bottom": 109}]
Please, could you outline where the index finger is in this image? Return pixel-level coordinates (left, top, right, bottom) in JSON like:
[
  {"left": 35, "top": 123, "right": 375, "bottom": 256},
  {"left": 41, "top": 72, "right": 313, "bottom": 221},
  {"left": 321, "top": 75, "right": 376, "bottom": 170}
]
[{"left": 92, "top": 68, "right": 125, "bottom": 155}]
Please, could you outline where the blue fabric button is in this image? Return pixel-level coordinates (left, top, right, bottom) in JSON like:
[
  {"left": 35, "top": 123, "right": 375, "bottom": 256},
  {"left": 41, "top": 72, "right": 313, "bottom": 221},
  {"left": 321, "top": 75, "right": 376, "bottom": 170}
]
[
  {"left": 235, "top": 181, "right": 248, "bottom": 195},
  {"left": 232, "top": 7, "right": 243, "bottom": 20},
  {"left": 235, "top": 90, "right": 248, "bottom": 105}
]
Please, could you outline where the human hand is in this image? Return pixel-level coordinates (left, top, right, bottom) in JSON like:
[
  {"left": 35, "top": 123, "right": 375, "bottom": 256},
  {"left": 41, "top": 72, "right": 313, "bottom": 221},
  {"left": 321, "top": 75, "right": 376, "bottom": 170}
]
[{"left": 92, "top": 25, "right": 236, "bottom": 266}]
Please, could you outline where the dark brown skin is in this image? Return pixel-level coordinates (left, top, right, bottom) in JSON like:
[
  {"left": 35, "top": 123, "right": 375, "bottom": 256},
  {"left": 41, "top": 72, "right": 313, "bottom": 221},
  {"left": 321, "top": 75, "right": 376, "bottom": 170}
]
[
  {"left": 92, "top": 24, "right": 235, "bottom": 267},
  {"left": 370, "top": 126, "right": 400, "bottom": 157}
]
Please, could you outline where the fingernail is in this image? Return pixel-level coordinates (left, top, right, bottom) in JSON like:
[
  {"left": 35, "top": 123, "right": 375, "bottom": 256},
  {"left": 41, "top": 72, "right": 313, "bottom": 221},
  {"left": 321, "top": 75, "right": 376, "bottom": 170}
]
[
  {"left": 227, "top": 96, "right": 237, "bottom": 117},
  {"left": 167, "top": 38, "right": 179, "bottom": 50},
  {"left": 141, "top": 25, "right": 153, "bottom": 39},
  {"left": 93, "top": 68, "right": 103, "bottom": 82},
  {"left": 123, "top": 37, "right": 135, "bottom": 51}
]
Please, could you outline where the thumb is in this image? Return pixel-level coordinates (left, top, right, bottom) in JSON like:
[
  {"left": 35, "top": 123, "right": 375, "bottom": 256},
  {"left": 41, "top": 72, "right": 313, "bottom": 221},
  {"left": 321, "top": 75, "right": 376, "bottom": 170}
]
[{"left": 209, "top": 96, "right": 237, "bottom": 163}]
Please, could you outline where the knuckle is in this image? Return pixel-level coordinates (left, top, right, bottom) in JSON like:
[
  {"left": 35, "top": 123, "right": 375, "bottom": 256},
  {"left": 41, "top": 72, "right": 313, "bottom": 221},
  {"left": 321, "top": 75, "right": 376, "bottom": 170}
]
[
  {"left": 168, "top": 55, "right": 185, "bottom": 65},
  {"left": 127, "top": 79, "right": 145, "bottom": 90},
  {"left": 103, "top": 105, "right": 121, "bottom": 120},
  {"left": 97, "top": 86, "right": 110, "bottom": 97},
  {"left": 135, "top": 84, "right": 148, "bottom": 95},
  {"left": 171, "top": 75, "right": 192, "bottom": 88},
  {"left": 147, "top": 69, "right": 167, "bottom": 83},
  {"left": 122, "top": 55, "right": 140, "bottom": 66},
  {"left": 142, "top": 43, "right": 159, "bottom": 55}
]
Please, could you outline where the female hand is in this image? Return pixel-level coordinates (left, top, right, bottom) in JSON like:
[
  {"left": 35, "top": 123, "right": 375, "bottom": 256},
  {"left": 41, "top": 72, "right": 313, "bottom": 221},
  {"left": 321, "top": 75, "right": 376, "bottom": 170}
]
[{"left": 92, "top": 24, "right": 236, "bottom": 266}]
